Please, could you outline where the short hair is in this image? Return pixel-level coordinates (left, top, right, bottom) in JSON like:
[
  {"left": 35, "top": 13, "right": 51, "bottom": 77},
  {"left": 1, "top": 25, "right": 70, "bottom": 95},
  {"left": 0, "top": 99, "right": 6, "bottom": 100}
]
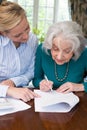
[
  {"left": 42, "top": 21, "right": 87, "bottom": 60},
  {"left": 0, "top": 0, "right": 26, "bottom": 32}
]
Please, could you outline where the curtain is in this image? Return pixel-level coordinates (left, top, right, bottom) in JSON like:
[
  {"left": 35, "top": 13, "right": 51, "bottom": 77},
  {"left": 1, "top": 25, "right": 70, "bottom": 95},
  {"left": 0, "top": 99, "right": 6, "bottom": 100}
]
[{"left": 69, "top": 0, "right": 87, "bottom": 38}]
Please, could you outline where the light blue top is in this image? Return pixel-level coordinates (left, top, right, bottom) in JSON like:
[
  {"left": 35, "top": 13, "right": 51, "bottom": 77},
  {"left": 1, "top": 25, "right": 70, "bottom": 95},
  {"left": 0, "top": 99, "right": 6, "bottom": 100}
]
[{"left": 0, "top": 32, "right": 38, "bottom": 97}]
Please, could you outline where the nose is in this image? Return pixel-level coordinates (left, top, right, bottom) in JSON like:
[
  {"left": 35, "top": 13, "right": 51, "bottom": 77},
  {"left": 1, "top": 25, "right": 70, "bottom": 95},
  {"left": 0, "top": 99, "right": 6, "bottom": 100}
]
[{"left": 56, "top": 51, "right": 63, "bottom": 60}]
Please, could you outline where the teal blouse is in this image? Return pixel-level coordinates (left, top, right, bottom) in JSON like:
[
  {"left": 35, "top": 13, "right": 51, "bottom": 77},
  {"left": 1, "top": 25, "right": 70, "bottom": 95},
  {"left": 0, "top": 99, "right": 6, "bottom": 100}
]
[{"left": 33, "top": 44, "right": 87, "bottom": 92}]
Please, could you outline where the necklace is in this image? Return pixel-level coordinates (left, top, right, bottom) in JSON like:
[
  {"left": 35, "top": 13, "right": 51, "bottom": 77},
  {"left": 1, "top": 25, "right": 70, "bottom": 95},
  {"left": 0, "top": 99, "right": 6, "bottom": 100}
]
[{"left": 54, "top": 62, "right": 69, "bottom": 82}]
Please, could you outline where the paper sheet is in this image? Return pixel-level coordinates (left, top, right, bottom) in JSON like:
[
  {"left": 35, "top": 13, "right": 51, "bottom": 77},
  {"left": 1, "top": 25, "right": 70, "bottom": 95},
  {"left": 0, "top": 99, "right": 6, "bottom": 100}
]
[
  {"left": 0, "top": 97, "right": 31, "bottom": 116},
  {"left": 34, "top": 90, "right": 79, "bottom": 113}
]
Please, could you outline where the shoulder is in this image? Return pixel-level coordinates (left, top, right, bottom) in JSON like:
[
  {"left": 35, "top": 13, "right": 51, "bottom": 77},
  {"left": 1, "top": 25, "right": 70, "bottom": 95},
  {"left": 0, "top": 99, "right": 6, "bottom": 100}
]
[
  {"left": 28, "top": 32, "right": 38, "bottom": 44},
  {"left": 36, "top": 44, "right": 48, "bottom": 57},
  {"left": 78, "top": 48, "right": 87, "bottom": 61},
  {"left": 0, "top": 35, "right": 10, "bottom": 47},
  {"left": 37, "top": 43, "right": 42, "bottom": 49},
  {"left": 29, "top": 32, "right": 37, "bottom": 40},
  {"left": 36, "top": 44, "right": 51, "bottom": 59},
  {"left": 81, "top": 48, "right": 87, "bottom": 57},
  {"left": 27, "top": 32, "right": 38, "bottom": 50},
  {"left": 36, "top": 44, "right": 43, "bottom": 53},
  {"left": 37, "top": 44, "right": 46, "bottom": 53}
]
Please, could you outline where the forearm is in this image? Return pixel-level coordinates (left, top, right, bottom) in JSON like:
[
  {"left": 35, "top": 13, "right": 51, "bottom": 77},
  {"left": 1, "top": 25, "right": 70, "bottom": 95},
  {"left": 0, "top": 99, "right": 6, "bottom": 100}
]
[
  {"left": 33, "top": 79, "right": 42, "bottom": 88},
  {"left": 83, "top": 82, "right": 87, "bottom": 92},
  {"left": 56, "top": 82, "right": 84, "bottom": 93},
  {"left": 0, "top": 79, "right": 16, "bottom": 97},
  {"left": 74, "top": 83, "right": 84, "bottom": 92},
  {"left": 10, "top": 75, "right": 32, "bottom": 87},
  {"left": 0, "top": 85, "right": 9, "bottom": 97}
]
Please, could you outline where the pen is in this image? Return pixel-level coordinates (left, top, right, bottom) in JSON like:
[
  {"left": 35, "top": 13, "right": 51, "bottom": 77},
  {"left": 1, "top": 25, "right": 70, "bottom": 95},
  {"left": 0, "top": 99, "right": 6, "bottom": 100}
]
[{"left": 45, "top": 76, "right": 53, "bottom": 91}]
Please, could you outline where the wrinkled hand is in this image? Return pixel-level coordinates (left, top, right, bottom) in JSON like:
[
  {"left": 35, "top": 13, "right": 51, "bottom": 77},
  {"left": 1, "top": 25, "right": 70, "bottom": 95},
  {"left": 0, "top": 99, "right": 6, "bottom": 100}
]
[
  {"left": 7, "top": 87, "right": 40, "bottom": 102},
  {"left": 0, "top": 79, "right": 16, "bottom": 88},
  {"left": 39, "top": 79, "right": 53, "bottom": 92},
  {"left": 56, "top": 82, "right": 84, "bottom": 93}
]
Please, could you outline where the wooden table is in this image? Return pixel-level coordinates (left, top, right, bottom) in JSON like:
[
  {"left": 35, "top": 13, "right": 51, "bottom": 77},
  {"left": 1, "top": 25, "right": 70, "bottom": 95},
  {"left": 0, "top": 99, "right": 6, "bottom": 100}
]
[{"left": 0, "top": 92, "right": 87, "bottom": 130}]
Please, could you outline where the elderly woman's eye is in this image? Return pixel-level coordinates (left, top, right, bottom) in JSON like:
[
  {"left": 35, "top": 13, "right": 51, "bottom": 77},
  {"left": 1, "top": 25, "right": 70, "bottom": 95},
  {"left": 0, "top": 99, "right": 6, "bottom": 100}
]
[
  {"left": 54, "top": 48, "right": 58, "bottom": 51},
  {"left": 52, "top": 46, "right": 59, "bottom": 51},
  {"left": 65, "top": 49, "right": 71, "bottom": 54}
]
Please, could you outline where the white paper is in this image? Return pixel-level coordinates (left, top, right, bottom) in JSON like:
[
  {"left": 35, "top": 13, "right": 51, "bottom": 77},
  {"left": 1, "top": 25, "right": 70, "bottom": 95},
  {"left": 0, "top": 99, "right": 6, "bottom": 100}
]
[
  {"left": 34, "top": 90, "right": 79, "bottom": 113},
  {"left": 0, "top": 97, "right": 31, "bottom": 116}
]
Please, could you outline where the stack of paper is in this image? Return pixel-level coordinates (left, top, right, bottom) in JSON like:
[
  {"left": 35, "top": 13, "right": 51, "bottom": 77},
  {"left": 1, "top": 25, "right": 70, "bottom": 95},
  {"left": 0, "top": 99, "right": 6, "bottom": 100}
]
[
  {"left": 0, "top": 98, "right": 31, "bottom": 116},
  {"left": 34, "top": 90, "right": 79, "bottom": 113}
]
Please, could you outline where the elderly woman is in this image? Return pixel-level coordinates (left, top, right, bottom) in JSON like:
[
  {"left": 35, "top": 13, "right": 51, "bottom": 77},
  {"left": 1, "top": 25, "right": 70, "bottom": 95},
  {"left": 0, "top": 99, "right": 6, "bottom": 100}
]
[
  {"left": 0, "top": 0, "right": 39, "bottom": 102},
  {"left": 33, "top": 21, "right": 87, "bottom": 93}
]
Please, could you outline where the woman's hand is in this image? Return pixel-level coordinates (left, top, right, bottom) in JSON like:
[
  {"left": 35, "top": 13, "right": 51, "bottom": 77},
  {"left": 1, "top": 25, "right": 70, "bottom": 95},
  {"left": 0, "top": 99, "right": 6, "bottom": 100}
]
[
  {"left": 0, "top": 79, "right": 40, "bottom": 102},
  {"left": 39, "top": 79, "right": 53, "bottom": 92},
  {"left": 7, "top": 87, "right": 40, "bottom": 102},
  {"left": 56, "top": 82, "right": 84, "bottom": 93}
]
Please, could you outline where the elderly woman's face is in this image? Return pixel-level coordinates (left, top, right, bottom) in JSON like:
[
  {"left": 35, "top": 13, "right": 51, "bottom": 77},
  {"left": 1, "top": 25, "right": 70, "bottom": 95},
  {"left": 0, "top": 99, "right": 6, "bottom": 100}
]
[{"left": 51, "top": 37, "right": 74, "bottom": 65}]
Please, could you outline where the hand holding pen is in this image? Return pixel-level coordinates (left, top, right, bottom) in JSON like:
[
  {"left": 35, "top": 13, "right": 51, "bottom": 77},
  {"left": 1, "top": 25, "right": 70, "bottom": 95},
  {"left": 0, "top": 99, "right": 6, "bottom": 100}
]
[{"left": 39, "top": 76, "right": 53, "bottom": 92}]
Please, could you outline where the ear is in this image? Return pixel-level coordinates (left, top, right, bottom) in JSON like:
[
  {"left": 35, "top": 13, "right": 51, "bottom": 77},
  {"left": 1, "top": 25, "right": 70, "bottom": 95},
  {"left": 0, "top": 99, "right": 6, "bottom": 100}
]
[{"left": 0, "top": 31, "right": 7, "bottom": 36}]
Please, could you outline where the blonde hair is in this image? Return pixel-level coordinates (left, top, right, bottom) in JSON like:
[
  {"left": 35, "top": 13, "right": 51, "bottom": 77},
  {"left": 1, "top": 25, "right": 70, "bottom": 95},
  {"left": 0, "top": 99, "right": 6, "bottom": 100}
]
[
  {"left": 0, "top": 0, "right": 26, "bottom": 32},
  {"left": 43, "top": 21, "right": 87, "bottom": 60}
]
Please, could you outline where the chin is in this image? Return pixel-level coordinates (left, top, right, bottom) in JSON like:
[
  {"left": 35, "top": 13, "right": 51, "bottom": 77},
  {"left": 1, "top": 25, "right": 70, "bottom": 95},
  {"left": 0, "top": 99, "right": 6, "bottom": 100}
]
[
  {"left": 56, "top": 62, "right": 64, "bottom": 65},
  {"left": 54, "top": 59, "right": 69, "bottom": 65},
  {"left": 55, "top": 61, "right": 65, "bottom": 65},
  {"left": 22, "top": 39, "right": 28, "bottom": 42}
]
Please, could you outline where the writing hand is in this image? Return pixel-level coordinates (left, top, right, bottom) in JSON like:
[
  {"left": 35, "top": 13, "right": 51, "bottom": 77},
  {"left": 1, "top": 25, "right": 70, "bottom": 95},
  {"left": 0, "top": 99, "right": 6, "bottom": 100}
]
[{"left": 39, "top": 79, "right": 53, "bottom": 92}]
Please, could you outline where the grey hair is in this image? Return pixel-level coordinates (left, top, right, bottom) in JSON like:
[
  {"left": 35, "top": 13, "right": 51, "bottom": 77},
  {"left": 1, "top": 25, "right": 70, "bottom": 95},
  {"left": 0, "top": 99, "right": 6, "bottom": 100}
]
[{"left": 42, "top": 21, "right": 87, "bottom": 60}]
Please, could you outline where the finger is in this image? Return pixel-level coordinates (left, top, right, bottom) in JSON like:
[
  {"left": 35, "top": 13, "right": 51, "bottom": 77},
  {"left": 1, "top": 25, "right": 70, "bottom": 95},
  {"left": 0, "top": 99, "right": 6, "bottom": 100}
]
[
  {"left": 18, "top": 89, "right": 32, "bottom": 101},
  {"left": 57, "top": 86, "right": 69, "bottom": 93},
  {"left": 29, "top": 90, "right": 40, "bottom": 98},
  {"left": 27, "top": 89, "right": 40, "bottom": 99},
  {"left": 40, "top": 85, "right": 45, "bottom": 91},
  {"left": 63, "top": 89, "right": 71, "bottom": 93},
  {"left": 45, "top": 81, "right": 53, "bottom": 91},
  {"left": 27, "top": 90, "right": 35, "bottom": 99},
  {"left": 40, "top": 83, "right": 50, "bottom": 91},
  {"left": 49, "top": 84, "right": 53, "bottom": 90},
  {"left": 42, "top": 86, "right": 50, "bottom": 91},
  {"left": 20, "top": 94, "right": 31, "bottom": 102}
]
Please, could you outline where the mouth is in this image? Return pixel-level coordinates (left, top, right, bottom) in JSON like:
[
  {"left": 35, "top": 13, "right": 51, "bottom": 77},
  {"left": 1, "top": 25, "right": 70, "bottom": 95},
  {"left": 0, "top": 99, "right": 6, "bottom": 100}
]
[
  {"left": 55, "top": 59, "right": 64, "bottom": 62},
  {"left": 54, "top": 59, "right": 66, "bottom": 65}
]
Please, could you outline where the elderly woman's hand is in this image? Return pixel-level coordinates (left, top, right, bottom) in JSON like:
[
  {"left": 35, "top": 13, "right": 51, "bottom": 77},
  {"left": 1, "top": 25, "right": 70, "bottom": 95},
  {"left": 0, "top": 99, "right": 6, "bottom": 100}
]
[
  {"left": 39, "top": 79, "right": 53, "bottom": 92},
  {"left": 56, "top": 82, "right": 84, "bottom": 93}
]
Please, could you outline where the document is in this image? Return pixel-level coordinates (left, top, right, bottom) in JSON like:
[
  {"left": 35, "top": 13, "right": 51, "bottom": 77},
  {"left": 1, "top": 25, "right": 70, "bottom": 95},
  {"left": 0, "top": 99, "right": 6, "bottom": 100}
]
[
  {"left": 0, "top": 97, "right": 31, "bottom": 116},
  {"left": 34, "top": 90, "right": 79, "bottom": 113}
]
